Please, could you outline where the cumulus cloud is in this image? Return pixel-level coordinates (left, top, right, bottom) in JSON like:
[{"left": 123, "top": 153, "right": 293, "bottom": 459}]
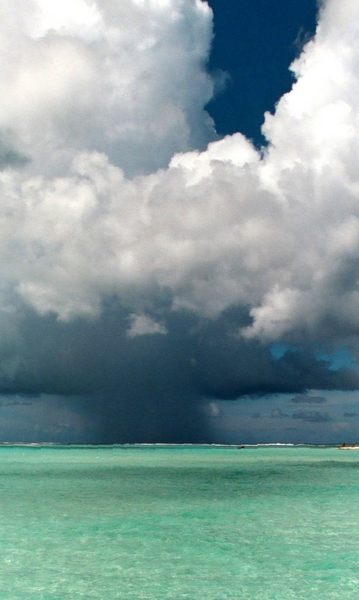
[
  {"left": 0, "top": 0, "right": 215, "bottom": 177},
  {"left": 1, "top": 0, "right": 358, "bottom": 336},
  {"left": 0, "top": 0, "right": 359, "bottom": 431}
]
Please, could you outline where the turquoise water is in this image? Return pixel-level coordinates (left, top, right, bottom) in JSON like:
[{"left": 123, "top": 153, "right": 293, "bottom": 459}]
[{"left": 1, "top": 445, "right": 359, "bottom": 599}]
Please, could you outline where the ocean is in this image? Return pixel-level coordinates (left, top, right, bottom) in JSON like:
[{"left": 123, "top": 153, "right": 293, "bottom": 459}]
[{"left": 1, "top": 445, "right": 359, "bottom": 599}]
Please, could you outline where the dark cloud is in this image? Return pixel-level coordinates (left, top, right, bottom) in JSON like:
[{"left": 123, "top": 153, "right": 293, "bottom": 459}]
[
  {"left": 0, "top": 303, "right": 354, "bottom": 441},
  {"left": 343, "top": 412, "right": 358, "bottom": 418},
  {"left": 3, "top": 305, "right": 358, "bottom": 400},
  {"left": 291, "top": 395, "right": 327, "bottom": 405},
  {"left": 292, "top": 410, "right": 332, "bottom": 423}
]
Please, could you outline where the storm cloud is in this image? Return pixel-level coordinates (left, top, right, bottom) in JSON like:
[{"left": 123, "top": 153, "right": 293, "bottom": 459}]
[{"left": 0, "top": 0, "right": 359, "bottom": 440}]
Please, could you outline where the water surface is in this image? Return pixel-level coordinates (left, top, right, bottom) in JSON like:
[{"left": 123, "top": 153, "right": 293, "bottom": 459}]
[{"left": 1, "top": 445, "right": 358, "bottom": 599}]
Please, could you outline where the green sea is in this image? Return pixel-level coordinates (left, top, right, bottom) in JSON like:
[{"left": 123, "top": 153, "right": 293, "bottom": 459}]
[{"left": 1, "top": 445, "right": 359, "bottom": 599}]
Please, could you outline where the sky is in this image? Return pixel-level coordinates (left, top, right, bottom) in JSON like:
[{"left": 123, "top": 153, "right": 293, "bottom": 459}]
[
  {"left": 207, "top": 0, "right": 318, "bottom": 143},
  {"left": 1, "top": 0, "right": 359, "bottom": 444}
]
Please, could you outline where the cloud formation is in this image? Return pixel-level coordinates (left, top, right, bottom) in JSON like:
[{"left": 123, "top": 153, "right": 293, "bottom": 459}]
[
  {"left": 0, "top": 0, "right": 359, "bottom": 439},
  {"left": 0, "top": 0, "right": 215, "bottom": 177},
  {"left": 127, "top": 313, "right": 168, "bottom": 338}
]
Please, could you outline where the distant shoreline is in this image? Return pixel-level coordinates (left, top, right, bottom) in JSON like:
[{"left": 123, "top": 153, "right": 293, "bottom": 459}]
[{"left": 0, "top": 442, "right": 347, "bottom": 449}]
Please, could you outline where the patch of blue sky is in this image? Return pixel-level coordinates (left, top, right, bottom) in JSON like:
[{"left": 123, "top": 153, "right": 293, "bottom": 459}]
[
  {"left": 316, "top": 348, "right": 356, "bottom": 371},
  {"left": 270, "top": 343, "right": 356, "bottom": 372}
]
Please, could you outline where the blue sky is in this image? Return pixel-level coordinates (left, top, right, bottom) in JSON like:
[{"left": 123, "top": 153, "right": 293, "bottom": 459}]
[
  {"left": 1, "top": 0, "right": 359, "bottom": 444},
  {"left": 207, "top": 0, "right": 317, "bottom": 143}
]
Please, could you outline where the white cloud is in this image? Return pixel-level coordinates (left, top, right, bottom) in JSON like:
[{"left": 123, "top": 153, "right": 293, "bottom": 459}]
[
  {"left": 0, "top": 0, "right": 359, "bottom": 359},
  {"left": 0, "top": 0, "right": 215, "bottom": 177},
  {"left": 127, "top": 314, "right": 168, "bottom": 338}
]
